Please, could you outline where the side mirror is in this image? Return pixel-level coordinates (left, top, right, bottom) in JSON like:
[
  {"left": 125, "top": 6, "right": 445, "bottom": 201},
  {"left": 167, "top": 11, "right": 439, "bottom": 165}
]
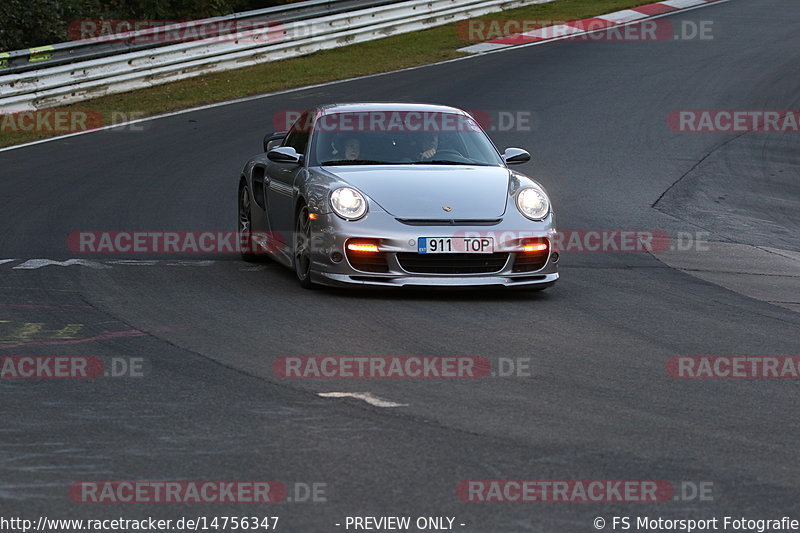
[
  {"left": 267, "top": 146, "right": 303, "bottom": 165},
  {"left": 502, "top": 148, "right": 531, "bottom": 165},
  {"left": 263, "top": 131, "right": 287, "bottom": 153}
]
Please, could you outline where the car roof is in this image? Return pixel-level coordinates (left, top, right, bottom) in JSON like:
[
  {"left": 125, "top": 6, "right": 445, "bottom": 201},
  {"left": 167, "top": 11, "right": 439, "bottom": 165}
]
[{"left": 315, "top": 103, "right": 469, "bottom": 116}]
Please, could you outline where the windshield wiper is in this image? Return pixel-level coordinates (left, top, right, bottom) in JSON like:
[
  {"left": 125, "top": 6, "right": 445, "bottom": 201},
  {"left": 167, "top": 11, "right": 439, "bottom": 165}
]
[
  {"left": 411, "top": 160, "right": 478, "bottom": 165},
  {"left": 320, "top": 159, "right": 395, "bottom": 165}
]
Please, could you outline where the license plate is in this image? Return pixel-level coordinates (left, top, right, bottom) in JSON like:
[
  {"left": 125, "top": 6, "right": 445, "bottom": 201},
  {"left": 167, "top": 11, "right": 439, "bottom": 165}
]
[{"left": 418, "top": 237, "right": 494, "bottom": 254}]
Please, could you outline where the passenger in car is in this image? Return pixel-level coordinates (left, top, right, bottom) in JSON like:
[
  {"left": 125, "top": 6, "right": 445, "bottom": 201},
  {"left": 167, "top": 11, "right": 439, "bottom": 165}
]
[
  {"left": 344, "top": 138, "right": 361, "bottom": 161},
  {"left": 419, "top": 133, "right": 439, "bottom": 160}
]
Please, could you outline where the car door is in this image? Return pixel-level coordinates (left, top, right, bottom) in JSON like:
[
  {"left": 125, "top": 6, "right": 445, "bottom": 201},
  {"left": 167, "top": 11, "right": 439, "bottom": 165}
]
[{"left": 265, "top": 111, "right": 312, "bottom": 251}]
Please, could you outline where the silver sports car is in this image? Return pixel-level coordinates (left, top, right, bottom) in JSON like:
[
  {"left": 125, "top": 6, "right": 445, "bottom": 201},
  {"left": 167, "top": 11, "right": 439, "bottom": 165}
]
[{"left": 237, "top": 103, "right": 559, "bottom": 289}]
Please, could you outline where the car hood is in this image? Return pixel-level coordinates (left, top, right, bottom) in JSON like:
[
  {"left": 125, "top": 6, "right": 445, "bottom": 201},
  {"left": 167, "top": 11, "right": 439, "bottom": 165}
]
[{"left": 325, "top": 165, "right": 510, "bottom": 219}]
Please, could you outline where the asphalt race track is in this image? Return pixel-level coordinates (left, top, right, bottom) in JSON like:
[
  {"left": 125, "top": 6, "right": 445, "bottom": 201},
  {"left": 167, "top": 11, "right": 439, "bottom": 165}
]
[{"left": 2, "top": 0, "right": 799, "bottom": 531}]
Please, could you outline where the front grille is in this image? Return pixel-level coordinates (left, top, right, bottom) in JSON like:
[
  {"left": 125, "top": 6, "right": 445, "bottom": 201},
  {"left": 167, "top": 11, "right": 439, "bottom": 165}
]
[
  {"left": 346, "top": 250, "right": 389, "bottom": 273},
  {"left": 397, "top": 253, "right": 508, "bottom": 274},
  {"left": 396, "top": 218, "right": 502, "bottom": 226},
  {"left": 512, "top": 252, "right": 549, "bottom": 273}
]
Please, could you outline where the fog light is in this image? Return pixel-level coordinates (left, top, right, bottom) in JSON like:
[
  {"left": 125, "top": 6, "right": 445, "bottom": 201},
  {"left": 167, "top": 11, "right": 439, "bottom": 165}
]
[
  {"left": 522, "top": 242, "right": 548, "bottom": 252},
  {"left": 331, "top": 251, "right": 344, "bottom": 263},
  {"left": 520, "top": 238, "right": 549, "bottom": 253},
  {"left": 346, "top": 239, "right": 380, "bottom": 253}
]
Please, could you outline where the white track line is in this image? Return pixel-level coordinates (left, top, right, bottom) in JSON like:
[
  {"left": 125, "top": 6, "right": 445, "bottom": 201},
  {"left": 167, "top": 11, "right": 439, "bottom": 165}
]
[
  {"left": 12, "top": 259, "right": 110, "bottom": 270},
  {"left": 318, "top": 392, "right": 408, "bottom": 408}
]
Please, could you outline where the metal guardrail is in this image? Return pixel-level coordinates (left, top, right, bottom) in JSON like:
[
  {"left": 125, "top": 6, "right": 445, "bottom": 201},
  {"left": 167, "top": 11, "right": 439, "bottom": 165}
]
[
  {"left": 0, "top": 0, "right": 397, "bottom": 75},
  {"left": 0, "top": 0, "right": 553, "bottom": 111}
]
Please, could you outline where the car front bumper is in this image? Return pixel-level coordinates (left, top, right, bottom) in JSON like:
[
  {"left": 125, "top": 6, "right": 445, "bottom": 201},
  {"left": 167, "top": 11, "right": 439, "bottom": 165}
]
[
  {"left": 315, "top": 271, "right": 559, "bottom": 288},
  {"left": 307, "top": 210, "right": 559, "bottom": 289}
]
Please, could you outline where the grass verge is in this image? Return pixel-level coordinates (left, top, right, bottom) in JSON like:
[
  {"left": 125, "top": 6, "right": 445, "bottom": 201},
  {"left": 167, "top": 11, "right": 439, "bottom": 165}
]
[{"left": 0, "top": 0, "right": 655, "bottom": 149}]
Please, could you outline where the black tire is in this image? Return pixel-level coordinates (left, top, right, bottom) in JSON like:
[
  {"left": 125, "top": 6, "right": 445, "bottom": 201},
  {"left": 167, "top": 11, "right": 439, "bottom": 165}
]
[
  {"left": 238, "top": 183, "right": 259, "bottom": 262},
  {"left": 294, "top": 203, "right": 316, "bottom": 289}
]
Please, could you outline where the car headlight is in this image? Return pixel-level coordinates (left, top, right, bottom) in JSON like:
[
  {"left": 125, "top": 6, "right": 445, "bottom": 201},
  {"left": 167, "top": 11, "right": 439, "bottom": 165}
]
[
  {"left": 330, "top": 187, "right": 367, "bottom": 220},
  {"left": 516, "top": 187, "right": 550, "bottom": 220}
]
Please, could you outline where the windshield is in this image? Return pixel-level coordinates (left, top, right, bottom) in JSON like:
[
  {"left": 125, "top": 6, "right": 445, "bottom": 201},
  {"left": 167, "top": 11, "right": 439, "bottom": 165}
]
[{"left": 310, "top": 111, "right": 504, "bottom": 167}]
